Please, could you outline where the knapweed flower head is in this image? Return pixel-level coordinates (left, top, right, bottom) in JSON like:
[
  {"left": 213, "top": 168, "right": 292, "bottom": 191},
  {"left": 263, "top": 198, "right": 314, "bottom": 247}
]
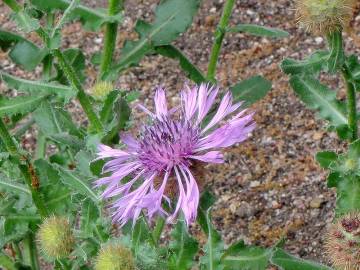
[
  {"left": 296, "top": 0, "right": 356, "bottom": 34},
  {"left": 37, "top": 216, "right": 74, "bottom": 259},
  {"left": 91, "top": 81, "right": 114, "bottom": 100},
  {"left": 325, "top": 212, "right": 360, "bottom": 270},
  {"left": 95, "top": 84, "right": 255, "bottom": 226},
  {"left": 94, "top": 243, "right": 135, "bottom": 270}
]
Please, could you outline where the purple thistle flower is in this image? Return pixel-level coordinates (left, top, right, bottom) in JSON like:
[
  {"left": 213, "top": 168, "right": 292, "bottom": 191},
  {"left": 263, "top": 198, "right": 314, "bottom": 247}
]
[{"left": 95, "top": 84, "right": 255, "bottom": 226}]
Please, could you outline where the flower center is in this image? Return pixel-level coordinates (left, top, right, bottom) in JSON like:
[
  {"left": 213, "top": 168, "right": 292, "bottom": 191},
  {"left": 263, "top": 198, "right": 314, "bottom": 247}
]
[{"left": 138, "top": 118, "right": 200, "bottom": 172}]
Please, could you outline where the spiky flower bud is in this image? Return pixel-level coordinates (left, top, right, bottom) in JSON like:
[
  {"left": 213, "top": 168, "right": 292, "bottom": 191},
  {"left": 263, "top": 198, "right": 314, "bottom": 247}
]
[
  {"left": 91, "top": 81, "right": 114, "bottom": 100},
  {"left": 37, "top": 216, "right": 74, "bottom": 259},
  {"left": 296, "top": 0, "right": 356, "bottom": 34},
  {"left": 325, "top": 212, "right": 360, "bottom": 270},
  {"left": 94, "top": 243, "right": 135, "bottom": 270}
]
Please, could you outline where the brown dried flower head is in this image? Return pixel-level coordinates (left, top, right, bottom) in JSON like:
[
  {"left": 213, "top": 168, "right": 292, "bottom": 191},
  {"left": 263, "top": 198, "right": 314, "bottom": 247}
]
[
  {"left": 324, "top": 212, "right": 360, "bottom": 270},
  {"left": 296, "top": 0, "right": 356, "bottom": 34}
]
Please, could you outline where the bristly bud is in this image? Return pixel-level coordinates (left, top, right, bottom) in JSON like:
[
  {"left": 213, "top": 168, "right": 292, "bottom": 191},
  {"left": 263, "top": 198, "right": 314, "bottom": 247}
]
[
  {"left": 296, "top": 0, "right": 356, "bottom": 34},
  {"left": 37, "top": 216, "right": 74, "bottom": 259},
  {"left": 325, "top": 212, "right": 360, "bottom": 270},
  {"left": 94, "top": 243, "right": 135, "bottom": 270},
  {"left": 91, "top": 81, "right": 114, "bottom": 100}
]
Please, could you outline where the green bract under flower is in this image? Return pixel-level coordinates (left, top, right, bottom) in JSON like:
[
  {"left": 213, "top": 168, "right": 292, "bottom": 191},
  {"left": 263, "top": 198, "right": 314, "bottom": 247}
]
[
  {"left": 91, "top": 81, "right": 114, "bottom": 100},
  {"left": 94, "top": 243, "right": 135, "bottom": 270},
  {"left": 37, "top": 216, "right": 74, "bottom": 259},
  {"left": 296, "top": 0, "right": 356, "bottom": 34}
]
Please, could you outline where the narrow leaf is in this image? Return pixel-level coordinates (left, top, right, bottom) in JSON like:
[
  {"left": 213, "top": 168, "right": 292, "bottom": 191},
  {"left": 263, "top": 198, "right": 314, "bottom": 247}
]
[
  {"left": 0, "top": 179, "right": 30, "bottom": 195},
  {"left": 231, "top": 75, "right": 272, "bottom": 107},
  {"left": 1, "top": 72, "right": 74, "bottom": 101},
  {"left": 281, "top": 51, "right": 329, "bottom": 75},
  {"left": 55, "top": 165, "right": 99, "bottom": 203},
  {"left": 228, "top": 24, "right": 289, "bottom": 38},
  {"left": 155, "top": 45, "right": 206, "bottom": 84},
  {"left": 270, "top": 248, "right": 332, "bottom": 270},
  {"left": 0, "top": 94, "right": 48, "bottom": 116},
  {"left": 327, "top": 30, "right": 344, "bottom": 73}
]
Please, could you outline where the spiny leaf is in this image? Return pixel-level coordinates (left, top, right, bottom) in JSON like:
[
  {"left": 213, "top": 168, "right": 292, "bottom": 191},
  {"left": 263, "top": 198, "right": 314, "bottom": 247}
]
[
  {"left": 0, "top": 94, "right": 49, "bottom": 116},
  {"left": 227, "top": 24, "right": 289, "bottom": 38},
  {"left": 289, "top": 75, "right": 347, "bottom": 128},
  {"left": 222, "top": 240, "right": 271, "bottom": 270},
  {"left": 30, "top": 0, "right": 123, "bottom": 31},
  {"left": 270, "top": 248, "right": 332, "bottom": 270},
  {"left": 1, "top": 72, "right": 74, "bottom": 102},
  {"left": 55, "top": 165, "right": 99, "bottom": 203},
  {"left": 11, "top": 10, "right": 40, "bottom": 33},
  {"left": 335, "top": 175, "right": 360, "bottom": 216},
  {"left": 281, "top": 51, "right": 329, "bottom": 75},
  {"left": 0, "top": 178, "right": 30, "bottom": 195},
  {"left": 155, "top": 45, "right": 206, "bottom": 84},
  {"left": 104, "top": 0, "right": 200, "bottom": 80},
  {"left": 168, "top": 220, "right": 199, "bottom": 270}
]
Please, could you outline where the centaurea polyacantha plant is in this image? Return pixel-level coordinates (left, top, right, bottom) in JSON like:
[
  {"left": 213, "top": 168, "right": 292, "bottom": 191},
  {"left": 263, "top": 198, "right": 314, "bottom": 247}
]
[{"left": 95, "top": 83, "right": 255, "bottom": 226}]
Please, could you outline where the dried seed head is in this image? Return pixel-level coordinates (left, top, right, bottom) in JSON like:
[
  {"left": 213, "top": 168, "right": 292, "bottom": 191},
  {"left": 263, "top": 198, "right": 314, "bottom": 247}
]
[
  {"left": 296, "top": 0, "right": 356, "bottom": 34},
  {"left": 325, "top": 212, "right": 360, "bottom": 270},
  {"left": 91, "top": 81, "right": 114, "bottom": 100},
  {"left": 94, "top": 243, "right": 135, "bottom": 270},
  {"left": 37, "top": 216, "right": 74, "bottom": 259}
]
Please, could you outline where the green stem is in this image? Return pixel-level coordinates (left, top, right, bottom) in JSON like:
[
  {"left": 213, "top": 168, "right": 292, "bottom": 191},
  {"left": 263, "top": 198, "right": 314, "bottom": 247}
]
[
  {"left": 140, "top": 212, "right": 157, "bottom": 247},
  {"left": 152, "top": 217, "right": 165, "bottom": 246},
  {"left": 0, "top": 253, "right": 16, "bottom": 270},
  {"left": 43, "top": 54, "right": 53, "bottom": 80},
  {"left": 0, "top": 119, "right": 48, "bottom": 218},
  {"left": 98, "top": 0, "right": 124, "bottom": 80},
  {"left": 53, "top": 49, "right": 103, "bottom": 133},
  {"left": 206, "top": 0, "right": 235, "bottom": 82},
  {"left": 342, "top": 65, "right": 358, "bottom": 141},
  {"left": 23, "top": 234, "right": 40, "bottom": 270},
  {"left": 2, "top": 0, "right": 21, "bottom": 12}
]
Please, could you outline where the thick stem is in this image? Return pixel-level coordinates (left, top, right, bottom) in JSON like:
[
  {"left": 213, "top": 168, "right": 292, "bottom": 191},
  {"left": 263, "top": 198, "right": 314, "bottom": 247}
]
[
  {"left": 12, "top": 242, "right": 23, "bottom": 262},
  {"left": 53, "top": 49, "right": 103, "bottom": 133},
  {"left": 98, "top": 0, "right": 124, "bottom": 79},
  {"left": 342, "top": 65, "right": 358, "bottom": 141},
  {"left": 206, "top": 0, "right": 235, "bottom": 82},
  {"left": 152, "top": 217, "right": 165, "bottom": 246},
  {"left": 23, "top": 234, "right": 40, "bottom": 270},
  {"left": 0, "top": 119, "right": 48, "bottom": 218},
  {"left": 43, "top": 54, "right": 53, "bottom": 80}
]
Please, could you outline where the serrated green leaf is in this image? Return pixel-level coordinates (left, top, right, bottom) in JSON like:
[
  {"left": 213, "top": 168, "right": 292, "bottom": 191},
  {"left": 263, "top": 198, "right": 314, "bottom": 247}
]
[
  {"left": 0, "top": 30, "right": 49, "bottom": 70},
  {"left": 231, "top": 75, "right": 272, "bottom": 107},
  {"left": 330, "top": 139, "right": 360, "bottom": 177},
  {"left": 345, "top": 55, "right": 360, "bottom": 91},
  {"left": 34, "top": 159, "right": 72, "bottom": 214},
  {"left": 197, "top": 190, "right": 216, "bottom": 234},
  {"left": 55, "top": 165, "right": 99, "bottom": 203},
  {"left": 80, "top": 198, "right": 99, "bottom": 236},
  {"left": 315, "top": 151, "right": 337, "bottom": 169},
  {"left": 289, "top": 75, "right": 347, "bottom": 127},
  {"left": 0, "top": 94, "right": 48, "bottom": 117},
  {"left": 75, "top": 150, "right": 94, "bottom": 178},
  {"left": 327, "top": 30, "right": 344, "bottom": 73},
  {"left": 281, "top": 51, "right": 329, "bottom": 75},
  {"left": 104, "top": 0, "right": 200, "bottom": 80},
  {"left": 200, "top": 208, "right": 224, "bottom": 270},
  {"left": 335, "top": 175, "right": 360, "bottom": 215},
  {"left": 1, "top": 72, "right": 74, "bottom": 102},
  {"left": 227, "top": 24, "right": 289, "bottom": 38},
  {"left": 222, "top": 241, "right": 271, "bottom": 270},
  {"left": 11, "top": 11, "right": 40, "bottom": 33},
  {"left": 30, "top": 0, "right": 123, "bottom": 31},
  {"left": 270, "top": 248, "right": 332, "bottom": 270},
  {"left": 168, "top": 220, "right": 198, "bottom": 270},
  {"left": 48, "top": 132, "right": 84, "bottom": 152},
  {"left": 0, "top": 178, "right": 30, "bottom": 195},
  {"left": 154, "top": 45, "right": 206, "bottom": 84}
]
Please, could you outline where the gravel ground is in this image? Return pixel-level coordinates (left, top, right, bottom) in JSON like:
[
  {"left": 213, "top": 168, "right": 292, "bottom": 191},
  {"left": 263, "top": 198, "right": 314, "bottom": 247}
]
[{"left": 2, "top": 0, "right": 360, "bottom": 266}]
